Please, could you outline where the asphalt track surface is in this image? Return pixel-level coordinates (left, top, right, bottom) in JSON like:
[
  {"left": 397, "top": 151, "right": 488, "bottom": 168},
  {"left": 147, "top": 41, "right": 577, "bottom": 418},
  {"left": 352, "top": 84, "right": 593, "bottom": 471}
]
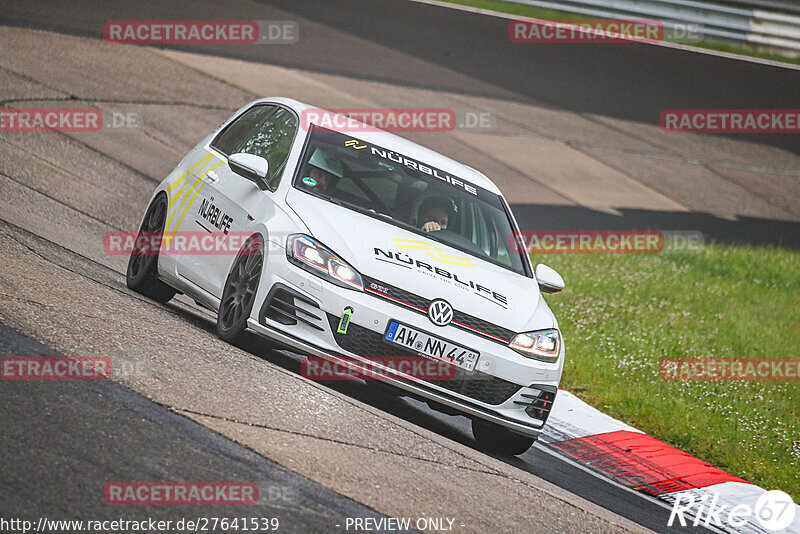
[
  {"left": 0, "top": 317, "right": 702, "bottom": 534},
  {"left": 2, "top": 0, "right": 799, "bottom": 250},
  {"left": 0, "top": 323, "right": 401, "bottom": 532},
  {"left": 0, "top": 0, "right": 795, "bottom": 533},
  {"left": 1, "top": 0, "right": 798, "bottom": 154}
]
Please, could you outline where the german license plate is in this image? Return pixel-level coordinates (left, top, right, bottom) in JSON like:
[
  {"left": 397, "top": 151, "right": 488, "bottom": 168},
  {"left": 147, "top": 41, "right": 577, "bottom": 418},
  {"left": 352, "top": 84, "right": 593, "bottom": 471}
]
[{"left": 384, "top": 320, "right": 479, "bottom": 372}]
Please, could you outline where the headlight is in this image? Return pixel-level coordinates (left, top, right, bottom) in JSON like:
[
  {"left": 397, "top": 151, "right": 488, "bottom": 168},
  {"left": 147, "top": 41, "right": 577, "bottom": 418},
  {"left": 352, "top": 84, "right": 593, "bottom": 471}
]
[
  {"left": 287, "top": 234, "right": 364, "bottom": 291},
  {"left": 509, "top": 329, "right": 561, "bottom": 362}
]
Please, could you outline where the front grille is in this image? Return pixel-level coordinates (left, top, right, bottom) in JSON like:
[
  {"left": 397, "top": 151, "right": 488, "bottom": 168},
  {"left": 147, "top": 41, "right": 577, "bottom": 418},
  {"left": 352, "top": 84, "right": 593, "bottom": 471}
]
[
  {"left": 362, "top": 275, "right": 515, "bottom": 344},
  {"left": 365, "top": 276, "right": 430, "bottom": 311},
  {"left": 451, "top": 309, "right": 515, "bottom": 343},
  {"left": 327, "top": 314, "right": 521, "bottom": 405},
  {"left": 513, "top": 386, "right": 557, "bottom": 423},
  {"left": 259, "top": 283, "right": 323, "bottom": 331}
]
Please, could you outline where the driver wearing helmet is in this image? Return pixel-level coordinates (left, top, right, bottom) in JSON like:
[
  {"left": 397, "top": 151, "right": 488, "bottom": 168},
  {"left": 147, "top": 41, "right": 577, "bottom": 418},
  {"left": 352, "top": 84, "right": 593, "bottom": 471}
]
[
  {"left": 418, "top": 196, "right": 456, "bottom": 233},
  {"left": 301, "top": 148, "right": 343, "bottom": 194}
]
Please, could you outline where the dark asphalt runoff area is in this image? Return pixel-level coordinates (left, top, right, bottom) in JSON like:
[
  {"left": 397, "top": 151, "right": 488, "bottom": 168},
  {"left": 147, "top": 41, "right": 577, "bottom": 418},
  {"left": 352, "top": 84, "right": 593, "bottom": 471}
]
[
  {"left": 0, "top": 316, "right": 706, "bottom": 534},
  {"left": 0, "top": 323, "right": 405, "bottom": 533}
]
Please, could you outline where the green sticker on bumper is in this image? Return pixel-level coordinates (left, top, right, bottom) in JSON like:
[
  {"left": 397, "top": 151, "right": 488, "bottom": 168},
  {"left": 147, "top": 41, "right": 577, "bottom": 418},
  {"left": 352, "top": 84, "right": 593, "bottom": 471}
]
[{"left": 337, "top": 307, "right": 353, "bottom": 334}]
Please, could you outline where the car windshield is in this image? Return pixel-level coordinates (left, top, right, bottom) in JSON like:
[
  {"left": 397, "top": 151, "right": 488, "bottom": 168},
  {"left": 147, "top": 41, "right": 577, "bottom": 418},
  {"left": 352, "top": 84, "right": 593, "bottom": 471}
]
[{"left": 292, "top": 126, "right": 530, "bottom": 276}]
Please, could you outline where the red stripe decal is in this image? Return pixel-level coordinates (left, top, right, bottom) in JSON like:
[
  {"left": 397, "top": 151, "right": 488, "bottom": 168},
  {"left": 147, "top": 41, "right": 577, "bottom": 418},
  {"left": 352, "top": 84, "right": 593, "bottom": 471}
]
[
  {"left": 365, "top": 287, "right": 509, "bottom": 343},
  {"left": 550, "top": 430, "right": 748, "bottom": 496},
  {"left": 450, "top": 321, "right": 508, "bottom": 343}
]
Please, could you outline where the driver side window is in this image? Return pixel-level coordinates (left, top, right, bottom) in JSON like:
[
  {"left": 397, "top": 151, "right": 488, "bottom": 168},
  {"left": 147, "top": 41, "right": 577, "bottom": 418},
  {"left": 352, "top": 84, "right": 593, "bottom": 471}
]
[
  {"left": 211, "top": 105, "right": 299, "bottom": 189},
  {"left": 238, "top": 108, "right": 298, "bottom": 187},
  {"left": 212, "top": 105, "right": 275, "bottom": 156}
]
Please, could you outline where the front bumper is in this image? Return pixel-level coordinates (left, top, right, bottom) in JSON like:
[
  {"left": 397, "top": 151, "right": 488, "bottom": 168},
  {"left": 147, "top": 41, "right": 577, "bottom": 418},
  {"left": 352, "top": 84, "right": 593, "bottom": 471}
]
[{"left": 246, "top": 260, "right": 562, "bottom": 438}]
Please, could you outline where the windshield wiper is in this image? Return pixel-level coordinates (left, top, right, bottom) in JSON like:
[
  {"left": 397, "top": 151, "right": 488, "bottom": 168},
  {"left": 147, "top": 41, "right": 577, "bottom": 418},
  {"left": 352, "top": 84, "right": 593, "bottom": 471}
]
[{"left": 321, "top": 194, "right": 375, "bottom": 219}]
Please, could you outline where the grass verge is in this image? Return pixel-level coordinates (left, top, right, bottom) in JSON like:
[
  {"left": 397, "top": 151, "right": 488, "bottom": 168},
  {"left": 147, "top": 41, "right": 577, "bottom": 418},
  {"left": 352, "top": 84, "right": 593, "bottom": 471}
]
[
  {"left": 435, "top": 0, "right": 800, "bottom": 66},
  {"left": 536, "top": 243, "right": 799, "bottom": 499}
]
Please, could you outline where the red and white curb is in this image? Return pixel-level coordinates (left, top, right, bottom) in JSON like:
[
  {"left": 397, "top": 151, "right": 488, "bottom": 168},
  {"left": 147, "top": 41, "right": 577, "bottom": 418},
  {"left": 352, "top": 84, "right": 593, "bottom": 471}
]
[{"left": 541, "top": 390, "right": 799, "bottom": 533}]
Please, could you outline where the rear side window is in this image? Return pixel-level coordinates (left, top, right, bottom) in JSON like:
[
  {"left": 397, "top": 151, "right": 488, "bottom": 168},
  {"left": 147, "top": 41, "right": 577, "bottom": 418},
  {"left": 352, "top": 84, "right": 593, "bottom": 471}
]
[
  {"left": 237, "top": 108, "right": 298, "bottom": 185},
  {"left": 211, "top": 105, "right": 276, "bottom": 156}
]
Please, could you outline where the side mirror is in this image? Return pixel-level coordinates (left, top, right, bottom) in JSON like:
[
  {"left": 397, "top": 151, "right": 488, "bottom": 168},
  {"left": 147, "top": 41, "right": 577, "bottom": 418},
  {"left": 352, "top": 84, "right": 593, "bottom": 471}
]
[
  {"left": 535, "top": 264, "right": 564, "bottom": 294},
  {"left": 228, "top": 153, "right": 269, "bottom": 189}
]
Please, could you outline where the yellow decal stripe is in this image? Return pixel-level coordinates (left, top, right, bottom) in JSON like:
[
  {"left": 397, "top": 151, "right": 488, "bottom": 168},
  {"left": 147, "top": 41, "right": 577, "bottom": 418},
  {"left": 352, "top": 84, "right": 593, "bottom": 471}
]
[
  {"left": 168, "top": 156, "right": 212, "bottom": 211},
  {"left": 170, "top": 181, "right": 207, "bottom": 238},
  {"left": 165, "top": 169, "right": 191, "bottom": 198},
  {"left": 165, "top": 156, "right": 216, "bottom": 232},
  {"left": 393, "top": 238, "right": 442, "bottom": 251},
  {"left": 427, "top": 252, "right": 473, "bottom": 266},
  {"left": 167, "top": 154, "right": 213, "bottom": 206},
  {"left": 393, "top": 238, "right": 472, "bottom": 266},
  {"left": 168, "top": 160, "right": 222, "bottom": 237},
  {"left": 176, "top": 174, "right": 204, "bottom": 216},
  {"left": 165, "top": 177, "right": 197, "bottom": 235}
]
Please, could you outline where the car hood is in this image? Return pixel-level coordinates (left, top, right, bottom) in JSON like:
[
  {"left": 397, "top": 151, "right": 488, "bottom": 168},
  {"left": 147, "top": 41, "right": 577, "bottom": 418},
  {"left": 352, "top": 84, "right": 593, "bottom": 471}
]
[{"left": 286, "top": 189, "right": 553, "bottom": 333}]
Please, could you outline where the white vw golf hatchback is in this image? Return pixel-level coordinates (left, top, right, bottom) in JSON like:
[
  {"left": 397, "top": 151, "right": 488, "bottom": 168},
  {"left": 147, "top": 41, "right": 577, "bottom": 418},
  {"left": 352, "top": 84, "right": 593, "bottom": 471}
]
[{"left": 128, "top": 97, "right": 566, "bottom": 455}]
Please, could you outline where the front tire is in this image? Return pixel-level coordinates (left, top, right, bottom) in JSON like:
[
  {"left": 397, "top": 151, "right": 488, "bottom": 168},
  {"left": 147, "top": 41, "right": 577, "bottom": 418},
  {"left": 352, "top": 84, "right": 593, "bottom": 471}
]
[
  {"left": 216, "top": 236, "right": 264, "bottom": 343},
  {"left": 472, "top": 419, "right": 536, "bottom": 456},
  {"left": 126, "top": 193, "right": 176, "bottom": 303}
]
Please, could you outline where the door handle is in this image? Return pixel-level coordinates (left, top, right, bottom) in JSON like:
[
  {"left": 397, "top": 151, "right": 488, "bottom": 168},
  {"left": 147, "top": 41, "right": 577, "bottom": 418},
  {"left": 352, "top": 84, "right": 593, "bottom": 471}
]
[{"left": 205, "top": 170, "right": 219, "bottom": 183}]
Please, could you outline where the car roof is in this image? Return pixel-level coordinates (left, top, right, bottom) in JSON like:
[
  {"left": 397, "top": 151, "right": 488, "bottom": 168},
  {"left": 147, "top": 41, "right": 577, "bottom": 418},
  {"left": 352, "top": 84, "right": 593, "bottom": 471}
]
[{"left": 257, "top": 97, "right": 503, "bottom": 196}]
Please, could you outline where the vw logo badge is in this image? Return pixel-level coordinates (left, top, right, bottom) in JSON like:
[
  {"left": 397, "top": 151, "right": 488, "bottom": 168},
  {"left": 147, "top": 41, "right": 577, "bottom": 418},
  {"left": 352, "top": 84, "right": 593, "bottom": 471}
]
[{"left": 428, "top": 299, "right": 453, "bottom": 326}]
